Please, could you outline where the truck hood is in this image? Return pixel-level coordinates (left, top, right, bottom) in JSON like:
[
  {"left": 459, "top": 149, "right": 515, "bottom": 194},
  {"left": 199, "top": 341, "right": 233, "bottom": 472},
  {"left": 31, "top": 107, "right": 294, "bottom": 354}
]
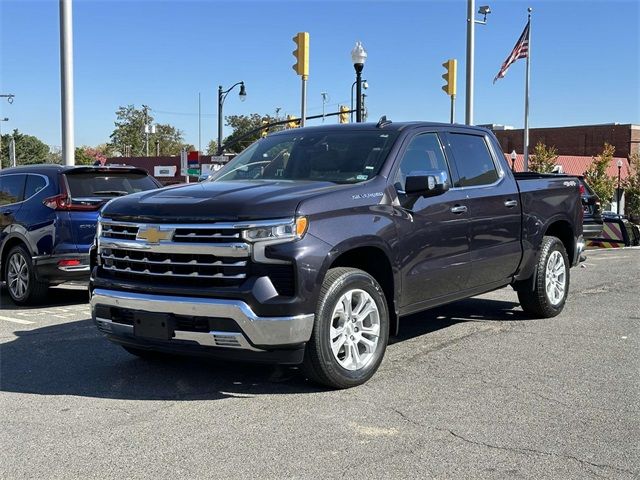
[{"left": 100, "top": 180, "right": 342, "bottom": 222}]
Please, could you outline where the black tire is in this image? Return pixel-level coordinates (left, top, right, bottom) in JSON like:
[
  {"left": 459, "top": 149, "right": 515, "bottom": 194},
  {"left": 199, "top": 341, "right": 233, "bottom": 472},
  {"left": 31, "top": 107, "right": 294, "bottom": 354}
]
[
  {"left": 517, "top": 236, "right": 570, "bottom": 318},
  {"left": 303, "top": 267, "right": 389, "bottom": 389},
  {"left": 122, "top": 346, "right": 168, "bottom": 360},
  {"left": 3, "top": 245, "right": 48, "bottom": 306}
]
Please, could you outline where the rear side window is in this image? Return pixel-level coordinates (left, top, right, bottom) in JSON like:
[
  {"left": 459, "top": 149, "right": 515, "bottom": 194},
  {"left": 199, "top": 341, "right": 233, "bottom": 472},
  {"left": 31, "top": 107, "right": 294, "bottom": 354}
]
[
  {"left": 64, "top": 172, "right": 158, "bottom": 198},
  {"left": 25, "top": 175, "right": 47, "bottom": 199},
  {"left": 0, "top": 174, "right": 26, "bottom": 205},
  {"left": 448, "top": 134, "right": 499, "bottom": 187}
]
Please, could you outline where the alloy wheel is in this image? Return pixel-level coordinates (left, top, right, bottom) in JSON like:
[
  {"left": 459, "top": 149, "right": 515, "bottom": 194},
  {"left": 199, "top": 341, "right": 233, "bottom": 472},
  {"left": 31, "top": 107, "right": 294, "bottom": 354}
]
[{"left": 7, "top": 252, "right": 30, "bottom": 300}]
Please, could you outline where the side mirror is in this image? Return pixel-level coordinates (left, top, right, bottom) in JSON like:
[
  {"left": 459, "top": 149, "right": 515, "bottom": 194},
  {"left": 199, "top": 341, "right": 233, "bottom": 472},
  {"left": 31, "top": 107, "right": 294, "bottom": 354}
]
[{"left": 404, "top": 170, "right": 450, "bottom": 197}]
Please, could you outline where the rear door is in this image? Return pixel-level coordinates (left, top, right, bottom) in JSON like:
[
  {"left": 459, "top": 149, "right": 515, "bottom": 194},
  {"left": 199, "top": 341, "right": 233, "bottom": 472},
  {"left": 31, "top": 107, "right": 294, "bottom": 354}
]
[
  {"left": 0, "top": 173, "right": 26, "bottom": 232},
  {"left": 443, "top": 131, "right": 522, "bottom": 289},
  {"left": 62, "top": 169, "right": 160, "bottom": 253}
]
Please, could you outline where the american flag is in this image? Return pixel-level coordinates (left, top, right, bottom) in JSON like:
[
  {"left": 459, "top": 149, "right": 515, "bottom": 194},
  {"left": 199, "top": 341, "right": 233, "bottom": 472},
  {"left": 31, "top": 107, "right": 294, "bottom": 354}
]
[{"left": 493, "top": 21, "right": 530, "bottom": 84}]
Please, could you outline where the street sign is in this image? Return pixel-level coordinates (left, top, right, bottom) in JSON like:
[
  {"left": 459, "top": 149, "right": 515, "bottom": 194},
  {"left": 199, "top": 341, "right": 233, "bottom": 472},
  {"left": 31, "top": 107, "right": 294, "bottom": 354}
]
[{"left": 210, "top": 155, "right": 227, "bottom": 163}]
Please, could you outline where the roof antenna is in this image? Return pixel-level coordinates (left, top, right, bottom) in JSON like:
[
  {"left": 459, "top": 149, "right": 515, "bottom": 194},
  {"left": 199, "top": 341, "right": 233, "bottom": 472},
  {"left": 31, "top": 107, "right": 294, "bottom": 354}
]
[{"left": 376, "top": 115, "right": 392, "bottom": 128}]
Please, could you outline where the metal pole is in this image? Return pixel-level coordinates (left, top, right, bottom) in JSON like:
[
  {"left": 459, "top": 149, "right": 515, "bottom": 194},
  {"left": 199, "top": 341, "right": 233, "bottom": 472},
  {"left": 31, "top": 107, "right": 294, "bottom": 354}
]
[
  {"left": 617, "top": 166, "right": 621, "bottom": 215},
  {"left": 60, "top": 0, "right": 75, "bottom": 166},
  {"left": 465, "top": 0, "right": 474, "bottom": 125},
  {"left": 355, "top": 68, "right": 363, "bottom": 122},
  {"left": 217, "top": 85, "right": 223, "bottom": 155},
  {"left": 300, "top": 76, "right": 308, "bottom": 127},
  {"left": 450, "top": 94, "right": 456, "bottom": 124},
  {"left": 198, "top": 92, "right": 201, "bottom": 155},
  {"left": 523, "top": 8, "right": 532, "bottom": 171},
  {"left": 143, "top": 105, "right": 149, "bottom": 157},
  {"left": 10, "top": 137, "right": 16, "bottom": 167}
]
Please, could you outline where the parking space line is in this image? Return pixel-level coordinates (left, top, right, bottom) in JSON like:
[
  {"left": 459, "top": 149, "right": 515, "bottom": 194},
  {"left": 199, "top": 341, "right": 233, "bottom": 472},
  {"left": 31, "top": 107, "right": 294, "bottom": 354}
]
[{"left": 0, "top": 315, "right": 35, "bottom": 325}]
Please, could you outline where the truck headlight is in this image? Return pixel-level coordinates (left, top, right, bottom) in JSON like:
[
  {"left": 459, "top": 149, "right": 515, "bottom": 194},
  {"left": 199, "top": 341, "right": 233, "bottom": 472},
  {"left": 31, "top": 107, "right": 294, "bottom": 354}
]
[{"left": 242, "top": 217, "right": 308, "bottom": 243}]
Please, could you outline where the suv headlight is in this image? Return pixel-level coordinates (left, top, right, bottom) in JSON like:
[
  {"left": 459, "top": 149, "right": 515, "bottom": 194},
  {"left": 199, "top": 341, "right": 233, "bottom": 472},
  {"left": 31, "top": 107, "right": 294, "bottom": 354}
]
[{"left": 242, "top": 217, "right": 308, "bottom": 243}]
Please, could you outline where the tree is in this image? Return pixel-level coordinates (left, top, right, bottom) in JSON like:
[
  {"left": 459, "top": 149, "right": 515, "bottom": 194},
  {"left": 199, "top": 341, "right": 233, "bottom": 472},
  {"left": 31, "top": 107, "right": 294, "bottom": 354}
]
[
  {"left": 0, "top": 129, "right": 50, "bottom": 168},
  {"left": 584, "top": 143, "right": 617, "bottom": 207},
  {"left": 74, "top": 146, "right": 108, "bottom": 165},
  {"left": 109, "top": 105, "right": 189, "bottom": 156},
  {"left": 206, "top": 139, "right": 218, "bottom": 156},
  {"left": 529, "top": 141, "right": 558, "bottom": 173},
  {"left": 623, "top": 152, "right": 640, "bottom": 221},
  {"left": 222, "top": 113, "right": 283, "bottom": 153}
]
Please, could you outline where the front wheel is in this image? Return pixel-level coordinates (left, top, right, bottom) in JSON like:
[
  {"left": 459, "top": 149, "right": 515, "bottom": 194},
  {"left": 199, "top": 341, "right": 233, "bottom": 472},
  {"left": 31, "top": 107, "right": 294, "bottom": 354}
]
[
  {"left": 303, "top": 267, "right": 389, "bottom": 389},
  {"left": 517, "top": 236, "right": 570, "bottom": 318}
]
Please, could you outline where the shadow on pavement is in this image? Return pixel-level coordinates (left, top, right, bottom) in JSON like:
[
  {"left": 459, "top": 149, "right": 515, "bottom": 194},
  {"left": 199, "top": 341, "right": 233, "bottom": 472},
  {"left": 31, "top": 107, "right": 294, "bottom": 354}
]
[
  {"left": 0, "top": 284, "right": 89, "bottom": 310},
  {"left": 0, "top": 297, "right": 524, "bottom": 400}
]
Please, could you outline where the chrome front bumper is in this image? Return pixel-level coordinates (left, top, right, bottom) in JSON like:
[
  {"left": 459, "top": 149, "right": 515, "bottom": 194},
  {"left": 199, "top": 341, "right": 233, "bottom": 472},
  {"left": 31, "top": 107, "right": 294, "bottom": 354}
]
[{"left": 91, "top": 288, "right": 314, "bottom": 351}]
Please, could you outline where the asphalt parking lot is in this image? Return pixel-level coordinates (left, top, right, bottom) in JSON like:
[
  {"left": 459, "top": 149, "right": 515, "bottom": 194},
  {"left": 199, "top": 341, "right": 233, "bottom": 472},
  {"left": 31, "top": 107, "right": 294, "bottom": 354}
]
[{"left": 1, "top": 248, "right": 638, "bottom": 479}]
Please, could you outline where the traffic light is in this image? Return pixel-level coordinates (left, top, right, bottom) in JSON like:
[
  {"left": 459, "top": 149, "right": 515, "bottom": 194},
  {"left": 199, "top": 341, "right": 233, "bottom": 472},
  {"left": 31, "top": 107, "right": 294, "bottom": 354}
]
[
  {"left": 292, "top": 32, "right": 309, "bottom": 77},
  {"left": 261, "top": 119, "right": 269, "bottom": 138},
  {"left": 286, "top": 115, "right": 300, "bottom": 129},
  {"left": 442, "top": 59, "right": 457, "bottom": 96},
  {"left": 339, "top": 105, "right": 349, "bottom": 124}
]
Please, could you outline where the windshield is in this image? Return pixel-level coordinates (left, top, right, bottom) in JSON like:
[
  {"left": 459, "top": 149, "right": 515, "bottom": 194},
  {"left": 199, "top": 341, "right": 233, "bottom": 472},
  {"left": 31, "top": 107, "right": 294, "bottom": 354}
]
[{"left": 211, "top": 130, "right": 399, "bottom": 184}]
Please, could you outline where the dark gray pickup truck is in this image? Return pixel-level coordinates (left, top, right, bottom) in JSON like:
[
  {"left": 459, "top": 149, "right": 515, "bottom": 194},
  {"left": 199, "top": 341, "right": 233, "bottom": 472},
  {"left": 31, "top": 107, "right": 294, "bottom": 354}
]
[{"left": 90, "top": 120, "right": 584, "bottom": 388}]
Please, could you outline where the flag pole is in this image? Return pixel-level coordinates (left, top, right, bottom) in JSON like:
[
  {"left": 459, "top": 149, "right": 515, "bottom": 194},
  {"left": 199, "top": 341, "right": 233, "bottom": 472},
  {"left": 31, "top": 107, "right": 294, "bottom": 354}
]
[{"left": 523, "top": 7, "right": 532, "bottom": 172}]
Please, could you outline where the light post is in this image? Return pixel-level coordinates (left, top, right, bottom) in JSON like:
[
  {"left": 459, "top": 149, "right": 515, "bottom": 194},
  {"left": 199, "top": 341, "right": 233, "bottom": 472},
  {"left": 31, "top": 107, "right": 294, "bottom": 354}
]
[
  {"left": 617, "top": 158, "right": 623, "bottom": 215},
  {"left": 465, "top": 2, "right": 491, "bottom": 125},
  {"left": 351, "top": 41, "right": 367, "bottom": 123},
  {"left": 217, "top": 81, "right": 246, "bottom": 155},
  {"left": 510, "top": 150, "right": 517, "bottom": 172},
  {"left": 350, "top": 79, "right": 368, "bottom": 123},
  {"left": 0, "top": 117, "right": 8, "bottom": 170}
]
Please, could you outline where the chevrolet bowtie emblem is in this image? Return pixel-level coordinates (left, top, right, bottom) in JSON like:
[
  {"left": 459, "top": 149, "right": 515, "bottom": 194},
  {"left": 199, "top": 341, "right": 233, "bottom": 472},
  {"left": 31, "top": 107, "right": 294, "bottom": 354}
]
[{"left": 137, "top": 226, "right": 173, "bottom": 244}]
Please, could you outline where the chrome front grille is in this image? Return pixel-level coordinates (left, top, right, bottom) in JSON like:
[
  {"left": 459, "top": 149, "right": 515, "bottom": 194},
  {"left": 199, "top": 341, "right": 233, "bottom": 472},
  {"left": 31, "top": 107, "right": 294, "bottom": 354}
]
[{"left": 98, "top": 220, "right": 250, "bottom": 286}]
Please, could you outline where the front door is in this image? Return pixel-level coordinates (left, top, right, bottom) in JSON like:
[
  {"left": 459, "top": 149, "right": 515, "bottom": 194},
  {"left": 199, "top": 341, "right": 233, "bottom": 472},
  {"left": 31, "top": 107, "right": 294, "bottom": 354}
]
[{"left": 392, "top": 131, "right": 471, "bottom": 309}]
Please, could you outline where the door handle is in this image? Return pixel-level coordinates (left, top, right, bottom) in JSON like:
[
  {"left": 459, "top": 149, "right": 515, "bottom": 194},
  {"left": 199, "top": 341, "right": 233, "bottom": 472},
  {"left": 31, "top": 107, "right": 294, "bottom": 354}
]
[
  {"left": 504, "top": 200, "right": 518, "bottom": 208},
  {"left": 450, "top": 205, "right": 468, "bottom": 214}
]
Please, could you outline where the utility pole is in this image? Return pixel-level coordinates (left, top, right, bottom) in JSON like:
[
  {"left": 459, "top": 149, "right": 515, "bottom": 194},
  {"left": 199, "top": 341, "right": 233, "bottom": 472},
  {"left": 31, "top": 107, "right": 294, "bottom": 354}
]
[
  {"left": 465, "top": 0, "right": 475, "bottom": 125},
  {"left": 198, "top": 92, "right": 201, "bottom": 156},
  {"left": 60, "top": 0, "right": 75, "bottom": 165},
  {"left": 142, "top": 104, "right": 149, "bottom": 156},
  {"left": 0, "top": 117, "right": 8, "bottom": 170}
]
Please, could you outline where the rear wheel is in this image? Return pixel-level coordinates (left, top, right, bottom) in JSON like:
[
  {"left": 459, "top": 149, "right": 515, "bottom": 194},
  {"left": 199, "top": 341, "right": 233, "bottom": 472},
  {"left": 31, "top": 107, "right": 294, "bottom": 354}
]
[
  {"left": 4, "top": 245, "right": 48, "bottom": 306},
  {"left": 303, "top": 267, "right": 389, "bottom": 389},
  {"left": 517, "top": 236, "right": 570, "bottom": 318}
]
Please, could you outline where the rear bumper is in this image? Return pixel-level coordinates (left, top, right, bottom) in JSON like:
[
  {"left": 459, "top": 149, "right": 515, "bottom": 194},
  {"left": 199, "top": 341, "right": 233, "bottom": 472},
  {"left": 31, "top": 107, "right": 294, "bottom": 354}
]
[
  {"left": 90, "top": 288, "right": 314, "bottom": 363},
  {"left": 33, "top": 253, "right": 90, "bottom": 283}
]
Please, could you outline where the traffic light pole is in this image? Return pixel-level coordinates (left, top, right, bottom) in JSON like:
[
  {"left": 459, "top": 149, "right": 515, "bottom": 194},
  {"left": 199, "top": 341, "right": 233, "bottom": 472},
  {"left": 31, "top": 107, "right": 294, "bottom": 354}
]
[
  {"left": 300, "top": 76, "right": 307, "bottom": 127},
  {"left": 355, "top": 64, "right": 363, "bottom": 122},
  {"left": 450, "top": 94, "right": 456, "bottom": 124}
]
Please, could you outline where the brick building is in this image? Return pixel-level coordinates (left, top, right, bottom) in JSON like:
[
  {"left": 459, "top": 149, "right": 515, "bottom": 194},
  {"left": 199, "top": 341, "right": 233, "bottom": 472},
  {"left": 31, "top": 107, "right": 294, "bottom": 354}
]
[{"left": 491, "top": 123, "right": 640, "bottom": 159}]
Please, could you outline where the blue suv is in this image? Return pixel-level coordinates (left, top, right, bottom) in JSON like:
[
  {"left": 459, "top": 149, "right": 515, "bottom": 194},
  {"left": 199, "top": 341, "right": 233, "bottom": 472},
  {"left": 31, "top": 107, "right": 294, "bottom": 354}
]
[{"left": 0, "top": 164, "right": 160, "bottom": 305}]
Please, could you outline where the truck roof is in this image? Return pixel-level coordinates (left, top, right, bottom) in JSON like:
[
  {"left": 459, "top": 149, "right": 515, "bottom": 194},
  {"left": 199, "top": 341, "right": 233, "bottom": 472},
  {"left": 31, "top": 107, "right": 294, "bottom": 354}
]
[{"left": 269, "top": 120, "right": 492, "bottom": 136}]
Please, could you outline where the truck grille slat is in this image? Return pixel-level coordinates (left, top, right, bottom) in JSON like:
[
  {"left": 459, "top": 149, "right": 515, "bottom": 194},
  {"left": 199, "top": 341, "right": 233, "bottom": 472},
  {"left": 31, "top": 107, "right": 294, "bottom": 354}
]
[{"left": 99, "top": 221, "right": 249, "bottom": 287}]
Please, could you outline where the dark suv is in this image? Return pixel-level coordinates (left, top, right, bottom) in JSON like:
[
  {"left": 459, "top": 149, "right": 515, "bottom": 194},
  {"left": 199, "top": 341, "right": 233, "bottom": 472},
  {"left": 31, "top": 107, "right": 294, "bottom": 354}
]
[{"left": 0, "top": 164, "right": 160, "bottom": 305}]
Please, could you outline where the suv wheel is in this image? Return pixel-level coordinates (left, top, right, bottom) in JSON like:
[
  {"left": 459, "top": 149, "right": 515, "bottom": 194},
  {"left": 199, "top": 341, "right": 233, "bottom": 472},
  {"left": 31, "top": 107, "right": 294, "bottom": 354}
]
[
  {"left": 4, "top": 245, "right": 48, "bottom": 305},
  {"left": 303, "top": 267, "right": 389, "bottom": 389},
  {"left": 517, "top": 236, "right": 570, "bottom": 318}
]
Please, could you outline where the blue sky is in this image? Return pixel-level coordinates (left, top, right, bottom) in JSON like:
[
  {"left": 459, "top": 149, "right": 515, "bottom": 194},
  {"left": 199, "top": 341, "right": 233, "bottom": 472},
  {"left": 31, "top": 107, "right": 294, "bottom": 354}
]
[{"left": 1, "top": 0, "right": 638, "bottom": 150}]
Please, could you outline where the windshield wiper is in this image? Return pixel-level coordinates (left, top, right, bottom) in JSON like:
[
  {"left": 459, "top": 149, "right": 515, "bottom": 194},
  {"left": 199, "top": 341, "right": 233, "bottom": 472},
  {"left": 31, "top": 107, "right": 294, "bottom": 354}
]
[{"left": 91, "top": 190, "right": 130, "bottom": 196}]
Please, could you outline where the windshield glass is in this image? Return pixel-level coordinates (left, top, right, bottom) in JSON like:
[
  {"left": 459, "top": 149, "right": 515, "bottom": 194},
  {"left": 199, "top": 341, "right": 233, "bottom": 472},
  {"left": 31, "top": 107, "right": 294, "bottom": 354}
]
[{"left": 211, "top": 130, "right": 399, "bottom": 184}]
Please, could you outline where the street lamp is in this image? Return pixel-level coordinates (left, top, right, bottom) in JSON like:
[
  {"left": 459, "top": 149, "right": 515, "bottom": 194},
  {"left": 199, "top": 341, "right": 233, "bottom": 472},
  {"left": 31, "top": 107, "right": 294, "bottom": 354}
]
[
  {"left": 350, "top": 79, "right": 368, "bottom": 123},
  {"left": 510, "top": 150, "right": 517, "bottom": 172},
  {"left": 617, "top": 158, "right": 623, "bottom": 216},
  {"left": 217, "top": 81, "right": 247, "bottom": 155},
  {"left": 465, "top": 1, "right": 491, "bottom": 125},
  {"left": 351, "top": 41, "right": 367, "bottom": 123},
  {"left": 0, "top": 94, "right": 15, "bottom": 104}
]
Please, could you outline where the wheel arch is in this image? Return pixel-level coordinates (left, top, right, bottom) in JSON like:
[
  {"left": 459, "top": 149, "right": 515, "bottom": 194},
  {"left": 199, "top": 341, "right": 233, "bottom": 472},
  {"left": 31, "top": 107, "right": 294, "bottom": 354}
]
[
  {"left": 325, "top": 243, "right": 399, "bottom": 337},
  {"left": 0, "top": 234, "right": 31, "bottom": 281}
]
